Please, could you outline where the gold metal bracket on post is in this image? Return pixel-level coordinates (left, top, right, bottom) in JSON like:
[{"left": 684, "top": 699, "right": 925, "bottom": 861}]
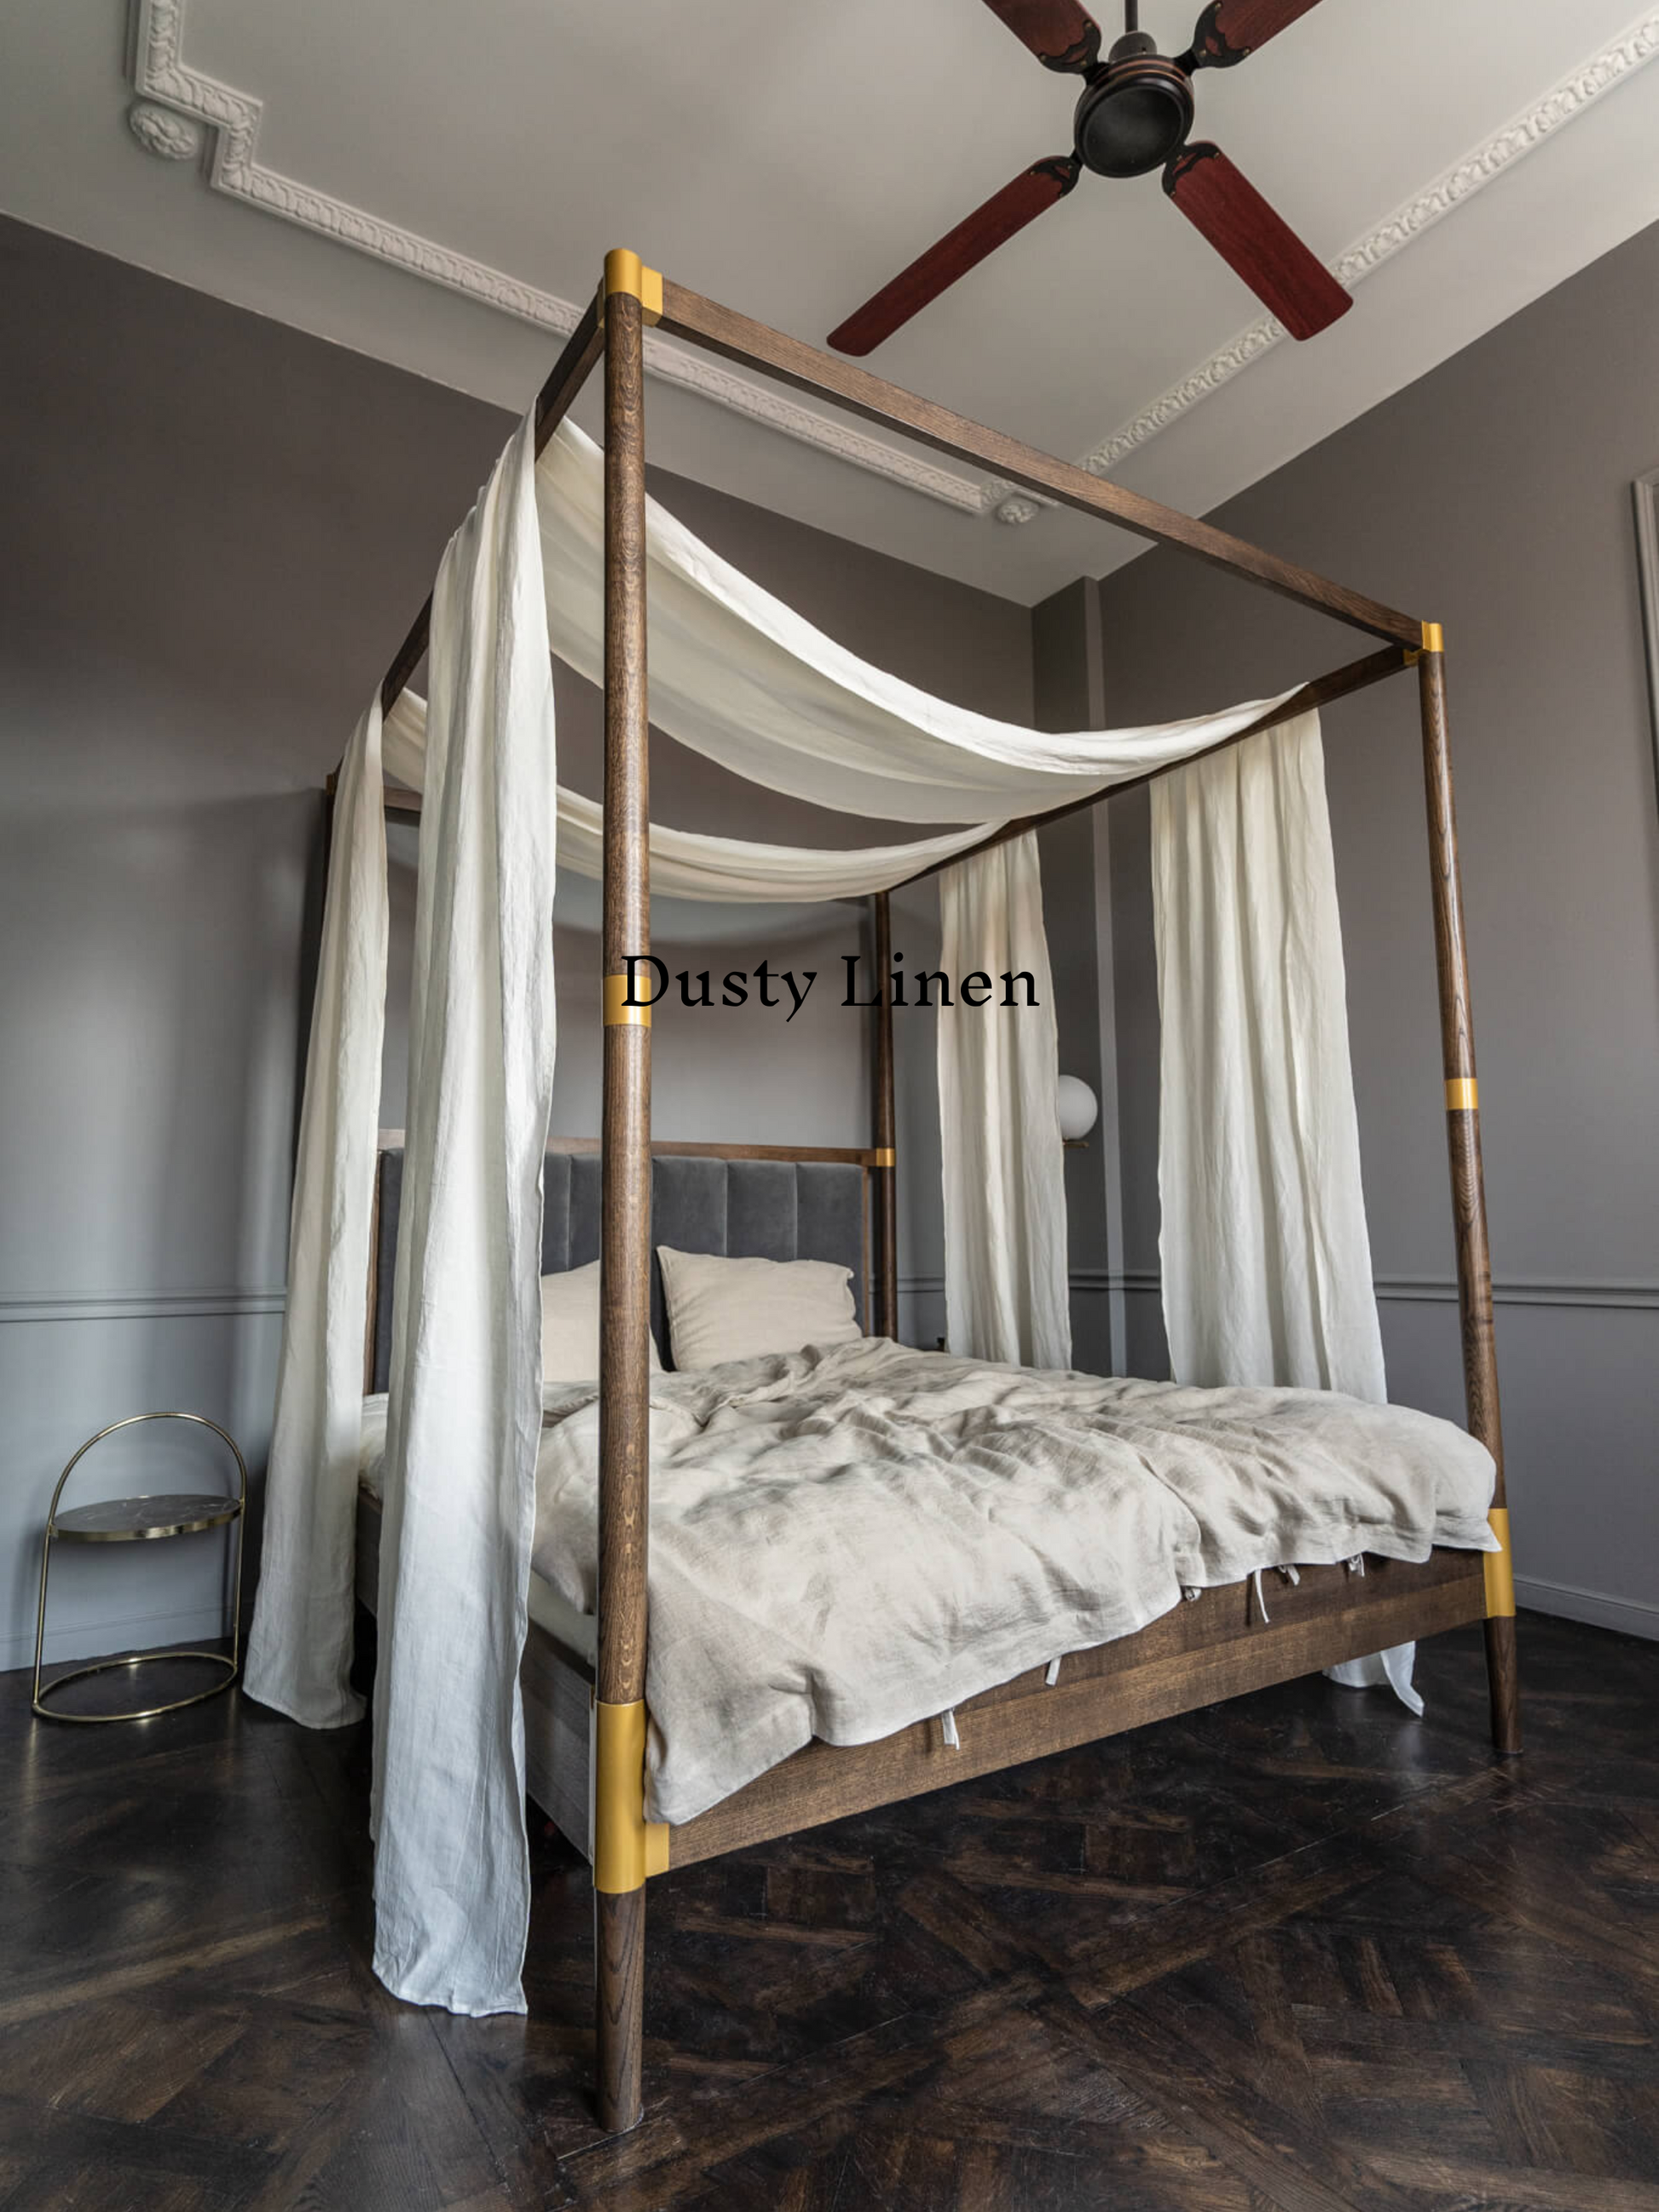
[
  {"left": 600, "top": 249, "right": 662, "bottom": 326},
  {"left": 870, "top": 1148, "right": 896, "bottom": 1167},
  {"left": 1483, "top": 1506, "right": 1516, "bottom": 1619},
  {"left": 604, "top": 973, "right": 651, "bottom": 1027},
  {"left": 592, "top": 1697, "right": 670, "bottom": 1891},
  {"left": 1405, "top": 621, "right": 1445, "bottom": 667},
  {"left": 1444, "top": 1077, "right": 1478, "bottom": 1112}
]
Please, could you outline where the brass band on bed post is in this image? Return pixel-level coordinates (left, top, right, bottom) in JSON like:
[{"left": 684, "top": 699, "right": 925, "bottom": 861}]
[
  {"left": 595, "top": 249, "right": 660, "bottom": 2136},
  {"left": 1416, "top": 627, "right": 1520, "bottom": 1757},
  {"left": 871, "top": 891, "right": 899, "bottom": 1339}
]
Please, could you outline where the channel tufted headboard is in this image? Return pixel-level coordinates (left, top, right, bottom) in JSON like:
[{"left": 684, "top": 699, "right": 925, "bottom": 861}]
[{"left": 367, "top": 1135, "right": 875, "bottom": 1393}]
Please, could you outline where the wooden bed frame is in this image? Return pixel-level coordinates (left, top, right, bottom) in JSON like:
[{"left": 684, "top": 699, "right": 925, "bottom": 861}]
[{"left": 365, "top": 250, "right": 1518, "bottom": 2133}]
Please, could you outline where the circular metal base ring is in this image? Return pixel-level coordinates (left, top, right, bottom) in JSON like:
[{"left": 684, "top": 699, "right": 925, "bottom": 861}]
[{"left": 32, "top": 1649, "right": 238, "bottom": 1724}]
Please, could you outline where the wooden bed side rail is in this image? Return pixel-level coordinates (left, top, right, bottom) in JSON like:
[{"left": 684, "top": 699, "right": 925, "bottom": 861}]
[{"left": 666, "top": 1551, "right": 1485, "bottom": 1869}]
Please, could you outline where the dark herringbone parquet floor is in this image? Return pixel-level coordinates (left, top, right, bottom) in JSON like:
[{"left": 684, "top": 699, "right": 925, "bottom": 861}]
[{"left": 3, "top": 1613, "right": 1656, "bottom": 2210}]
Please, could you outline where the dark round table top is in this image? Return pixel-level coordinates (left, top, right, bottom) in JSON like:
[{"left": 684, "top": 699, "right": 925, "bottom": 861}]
[{"left": 52, "top": 1493, "right": 244, "bottom": 1542}]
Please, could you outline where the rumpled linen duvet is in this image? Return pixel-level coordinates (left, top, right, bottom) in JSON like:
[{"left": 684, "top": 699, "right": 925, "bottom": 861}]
[{"left": 521, "top": 1339, "right": 1496, "bottom": 1826}]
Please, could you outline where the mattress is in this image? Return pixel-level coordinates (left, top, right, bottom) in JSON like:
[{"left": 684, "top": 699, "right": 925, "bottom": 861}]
[{"left": 356, "top": 1396, "right": 596, "bottom": 1667}]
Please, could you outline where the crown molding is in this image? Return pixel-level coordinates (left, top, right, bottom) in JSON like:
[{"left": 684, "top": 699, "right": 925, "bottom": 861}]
[
  {"left": 126, "top": 3, "right": 1659, "bottom": 534},
  {"left": 990, "top": 6, "right": 1659, "bottom": 525},
  {"left": 126, "top": 0, "right": 986, "bottom": 515}
]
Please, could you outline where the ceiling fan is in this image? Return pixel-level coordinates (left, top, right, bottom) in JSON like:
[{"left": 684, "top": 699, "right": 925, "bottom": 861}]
[{"left": 827, "top": 0, "right": 1350, "bottom": 355}]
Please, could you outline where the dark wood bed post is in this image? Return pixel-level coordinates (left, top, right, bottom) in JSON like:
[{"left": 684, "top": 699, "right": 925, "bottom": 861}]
[
  {"left": 870, "top": 890, "right": 899, "bottom": 1338},
  {"left": 594, "top": 248, "right": 667, "bottom": 2133},
  {"left": 1417, "top": 628, "right": 1520, "bottom": 1756}
]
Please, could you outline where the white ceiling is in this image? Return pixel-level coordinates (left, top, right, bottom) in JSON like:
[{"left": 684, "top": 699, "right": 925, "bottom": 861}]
[{"left": 5, "top": 1, "right": 1659, "bottom": 601}]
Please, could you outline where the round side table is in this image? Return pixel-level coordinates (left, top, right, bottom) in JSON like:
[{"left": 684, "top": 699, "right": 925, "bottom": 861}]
[{"left": 32, "top": 1412, "right": 248, "bottom": 1724}]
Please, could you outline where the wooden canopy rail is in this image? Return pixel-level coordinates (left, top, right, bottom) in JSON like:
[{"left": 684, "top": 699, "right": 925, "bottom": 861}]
[{"left": 372, "top": 250, "right": 1517, "bottom": 2135}]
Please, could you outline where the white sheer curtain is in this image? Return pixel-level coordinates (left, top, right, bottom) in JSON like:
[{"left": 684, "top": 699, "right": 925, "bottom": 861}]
[
  {"left": 1151, "top": 713, "right": 1386, "bottom": 1400},
  {"left": 370, "top": 412, "right": 559, "bottom": 2015},
  {"left": 1150, "top": 714, "right": 1415, "bottom": 1712},
  {"left": 938, "top": 835, "right": 1071, "bottom": 1369},
  {"left": 243, "top": 701, "right": 387, "bottom": 1729}
]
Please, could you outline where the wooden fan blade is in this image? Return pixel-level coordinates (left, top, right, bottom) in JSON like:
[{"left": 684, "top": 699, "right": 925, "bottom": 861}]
[
  {"left": 1183, "top": 0, "right": 1324, "bottom": 69},
  {"left": 980, "top": 0, "right": 1102, "bottom": 72},
  {"left": 829, "top": 157, "right": 1081, "bottom": 355},
  {"left": 1164, "top": 142, "right": 1350, "bottom": 339}
]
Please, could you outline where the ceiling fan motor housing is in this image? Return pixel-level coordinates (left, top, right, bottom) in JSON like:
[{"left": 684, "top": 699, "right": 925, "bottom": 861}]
[{"left": 1075, "top": 44, "right": 1195, "bottom": 176}]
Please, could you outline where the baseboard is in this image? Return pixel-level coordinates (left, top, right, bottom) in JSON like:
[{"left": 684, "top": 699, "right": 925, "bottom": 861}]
[
  {"left": 1516, "top": 1576, "right": 1659, "bottom": 1642},
  {"left": 4, "top": 1602, "right": 231, "bottom": 1678}
]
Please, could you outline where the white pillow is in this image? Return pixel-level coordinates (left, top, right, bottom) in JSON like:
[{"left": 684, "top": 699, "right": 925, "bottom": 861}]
[
  {"left": 657, "top": 1246, "right": 862, "bottom": 1372},
  {"left": 540, "top": 1261, "right": 662, "bottom": 1384}
]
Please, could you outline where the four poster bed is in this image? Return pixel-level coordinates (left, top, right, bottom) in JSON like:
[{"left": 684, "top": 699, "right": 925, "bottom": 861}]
[{"left": 246, "top": 251, "right": 1519, "bottom": 2136}]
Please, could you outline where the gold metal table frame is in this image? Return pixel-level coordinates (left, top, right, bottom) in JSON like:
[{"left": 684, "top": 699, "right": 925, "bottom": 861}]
[{"left": 32, "top": 1412, "right": 249, "bottom": 1724}]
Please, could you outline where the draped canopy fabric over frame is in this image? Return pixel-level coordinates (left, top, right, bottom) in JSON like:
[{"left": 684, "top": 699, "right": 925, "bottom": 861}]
[{"left": 245, "top": 389, "right": 1391, "bottom": 2019}]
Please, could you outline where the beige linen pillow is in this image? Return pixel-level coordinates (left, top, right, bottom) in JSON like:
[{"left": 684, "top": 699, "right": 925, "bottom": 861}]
[
  {"left": 657, "top": 1246, "right": 862, "bottom": 1372},
  {"left": 540, "top": 1261, "right": 662, "bottom": 1383}
]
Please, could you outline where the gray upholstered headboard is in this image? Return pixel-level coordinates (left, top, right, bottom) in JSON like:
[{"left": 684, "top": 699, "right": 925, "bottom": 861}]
[{"left": 367, "top": 1139, "right": 872, "bottom": 1393}]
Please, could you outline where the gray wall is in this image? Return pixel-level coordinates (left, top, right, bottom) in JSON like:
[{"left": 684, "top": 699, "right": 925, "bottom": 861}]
[
  {"left": 0, "top": 217, "right": 506, "bottom": 1670},
  {"left": 1092, "top": 215, "right": 1659, "bottom": 1639},
  {"left": 1, "top": 216, "right": 1035, "bottom": 1670}
]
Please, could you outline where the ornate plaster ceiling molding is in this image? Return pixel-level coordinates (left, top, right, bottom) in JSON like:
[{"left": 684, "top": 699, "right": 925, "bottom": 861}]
[
  {"left": 990, "top": 5, "right": 1659, "bottom": 525},
  {"left": 126, "top": 0, "right": 986, "bottom": 514},
  {"left": 126, "top": 1, "right": 1659, "bottom": 534},
  {"left": 126, "top": 97, "right": 205, "bottom": 160}
]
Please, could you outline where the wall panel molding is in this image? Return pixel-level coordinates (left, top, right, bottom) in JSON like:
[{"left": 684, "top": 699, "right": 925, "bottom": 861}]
[
  {"left": 1375, "top": 1274, "right": 1659, "bottom": 1312},
  {"left": 21, "top": 1274, "right": 1635, "bottom": 1326},
  {"left": 126, "top": 2, "right": 1659, "bottom": 528},
  {"left": 0, "top": 1288, "right": 286, "bottom": 1326},
  {"left": 990, "top": 7, "right": 1659, "bottom": 523},
  {"left": 126, "top": 0, "right": 986, "bottom": 515},
  {"left": 911, "top": 1270, "right": 1659, "bottom": 1312}
]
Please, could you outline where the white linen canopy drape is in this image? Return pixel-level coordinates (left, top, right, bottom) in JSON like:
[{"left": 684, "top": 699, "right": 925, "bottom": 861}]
[
  {"left": 243, "top": 699, "right": 387, "bottom": 1730},
  {"left": 1150, "top": 711, "right": 1387, "bottom": 1401},
  {"left": 369, "top": 413, "right": 559, "bottom": 2015},
  {"left": 384, "top": 690, "right": 1000, "bottom": 899},
  {"left": 533, "top": 421, "right": 1299, "bottom": 829},
  {"left": 246, "top": 396, "right": 1390, "bottom": 2019},
  {"left": 938, "top": 835, "right": 1071, "bottom": 1369}
]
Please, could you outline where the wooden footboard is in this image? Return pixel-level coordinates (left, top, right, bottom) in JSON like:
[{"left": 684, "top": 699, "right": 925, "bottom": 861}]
[
  {"left": 390, "top": 1529, "right": 1476, "bottom": 1872},
  {"left": 666, "top": 1551, "right": 1483, "bottom": 1866},
  {"left": 357, "top": 1487, "right": 1481, "bottom": 1874}
]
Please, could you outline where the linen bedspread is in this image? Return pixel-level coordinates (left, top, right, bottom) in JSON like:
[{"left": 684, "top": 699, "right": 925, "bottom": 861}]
[
  {"left": 362, "top": 1340, "right": 1494, "bottom": 1824},
  {"left": 511, "top": 1338, "right": 1496, "bottom": 1825}
]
